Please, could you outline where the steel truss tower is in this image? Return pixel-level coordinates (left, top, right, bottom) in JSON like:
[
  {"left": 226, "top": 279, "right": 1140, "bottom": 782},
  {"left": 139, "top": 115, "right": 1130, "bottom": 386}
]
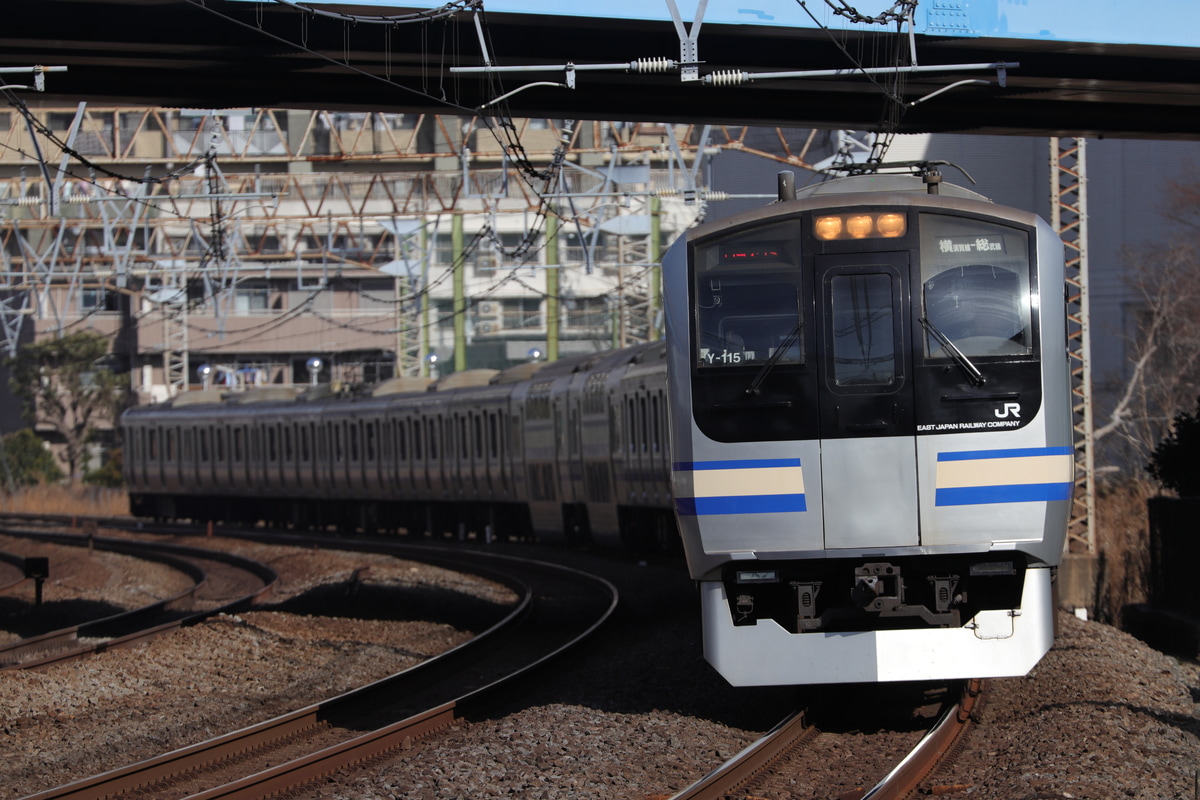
[{"left": 1050, "top": 136, "right": 1096, "bottom": 556}]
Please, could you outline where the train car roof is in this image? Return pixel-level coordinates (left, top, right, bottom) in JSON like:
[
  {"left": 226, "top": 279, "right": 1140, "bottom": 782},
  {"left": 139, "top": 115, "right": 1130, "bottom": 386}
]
[
  {"left": 431, "top": 369, "right": 500, "bottom": 391},
  {"left": 794, "top": 173, "right": 989, "bottom": 202}
]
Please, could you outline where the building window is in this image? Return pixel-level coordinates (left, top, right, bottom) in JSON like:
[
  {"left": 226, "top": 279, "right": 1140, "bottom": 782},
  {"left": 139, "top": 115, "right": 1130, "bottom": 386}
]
[
  {"left": 433, "top": 299, "right": 457, "bottom": 329},
  {"left": 234, "top": 285, "right": 269, "bottom": 314},
  {"left": 80, "top": 287, "right": 116, "bottom": 312},
  {"left": 564, "top": 297, "right": 608, "bottom": 330},
  {"left": 502, "top": 298, "right": 541, "bottom": 329}
]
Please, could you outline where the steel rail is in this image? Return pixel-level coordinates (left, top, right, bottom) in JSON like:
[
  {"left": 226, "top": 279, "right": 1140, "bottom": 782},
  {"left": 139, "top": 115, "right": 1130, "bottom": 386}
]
[
  {"left": 21, "top": 547, "right": 617, "bottom": 800},
  {"left": 668, "top": 679, "right": 984, "bottom": 800},
  {"left": 667, "top": 710, "right": 815, "bottom": 799},
  {"left": 857, "top": 678, "right": 984, "bottom": 800},
  {"left": 0, "top": 528, "right": 277, "bottom": 670}
]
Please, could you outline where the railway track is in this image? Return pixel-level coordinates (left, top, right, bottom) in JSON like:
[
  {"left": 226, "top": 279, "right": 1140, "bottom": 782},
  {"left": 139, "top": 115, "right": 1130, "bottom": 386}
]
[
  {"left": 20, "top": 539, "right": 618, "bottom": 800},
  {"left": 670, "top": 679, "right": 984, "bottom": 800},
  {"left": 0, "top": 527, "right": 277, "bottom": 669}
]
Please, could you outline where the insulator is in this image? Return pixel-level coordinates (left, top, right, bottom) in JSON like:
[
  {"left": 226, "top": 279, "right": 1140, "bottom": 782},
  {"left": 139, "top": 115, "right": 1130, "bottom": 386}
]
[
  {"left": 631, "top": 58, "right": 677, "bottom": 73},
  {"left": 706, "top": 70, "right": 748, "bottom": 87},
  {"left": 699, "top": 191, "right": 729, "bottom": 201},
  {"left": 16, "top": 196, "right": 41, "bottom": 206},
  {"left": 652, "top": 188, "right": 680, "bottom": 197}
]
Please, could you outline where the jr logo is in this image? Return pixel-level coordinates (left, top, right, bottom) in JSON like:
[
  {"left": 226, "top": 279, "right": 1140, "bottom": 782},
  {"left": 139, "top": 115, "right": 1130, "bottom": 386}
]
[{"left": 994, "top": 402, "right": 1021, "bottom": 419}]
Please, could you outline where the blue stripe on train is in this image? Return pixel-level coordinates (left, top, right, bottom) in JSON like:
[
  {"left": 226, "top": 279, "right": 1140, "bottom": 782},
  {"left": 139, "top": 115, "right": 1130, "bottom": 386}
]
[
  {"left": 936, "top": 446, "right": 1074, "bottom": 462},
  {"left": 936, "top": 482, "right": 1073, "bottom": 506},
  {"left": 675, "top": 493, "right": 807, "bottom": 516}
]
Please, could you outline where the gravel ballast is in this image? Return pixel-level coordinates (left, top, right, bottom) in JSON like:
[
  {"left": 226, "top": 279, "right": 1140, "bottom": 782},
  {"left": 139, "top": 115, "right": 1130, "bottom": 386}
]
[{"left": 0, "top": 535, "right": 1196, "bottom": 800}]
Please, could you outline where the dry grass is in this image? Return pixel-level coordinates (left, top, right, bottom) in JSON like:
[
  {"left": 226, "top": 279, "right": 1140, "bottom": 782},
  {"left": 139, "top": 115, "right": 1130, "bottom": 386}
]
[
  {"left": 0, "top": 484, "right": 130, "bottom": 517},
  {"left": 1093, "top": 478, "right": 1157, "bottom": 625}
]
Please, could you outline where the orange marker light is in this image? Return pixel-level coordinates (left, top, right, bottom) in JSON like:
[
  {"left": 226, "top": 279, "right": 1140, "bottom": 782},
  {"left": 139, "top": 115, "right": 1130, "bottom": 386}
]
[
  {"left": 846, "top": 215, "right": 874, "bottom": 239},
  {"left": 876, "top": 213, "right": 906, "bottom": 238},
  {"left": 814, "top": 215, "right": 843, "bottom": 240}
]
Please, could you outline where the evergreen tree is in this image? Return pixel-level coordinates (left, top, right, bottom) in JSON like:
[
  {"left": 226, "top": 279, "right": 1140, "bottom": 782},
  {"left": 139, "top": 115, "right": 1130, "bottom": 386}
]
[
  {"left": 7, "top": 331, "right": 127, "bottom": 482},
  {"left": 0, "top": 428, "right": 64, "bottom": 489},
  {"left": 1147, "top": 396, "right": 1200, "bottom": 497}
]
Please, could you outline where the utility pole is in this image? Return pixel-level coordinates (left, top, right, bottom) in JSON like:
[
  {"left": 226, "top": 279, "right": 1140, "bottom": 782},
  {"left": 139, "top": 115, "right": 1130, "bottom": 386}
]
[
  {"left": 545, "top": 213, "right": 560, "bottom": 361},
  {"left": 420, "top": 224, "right": 432, "bottom": 377},
  {"left": 452, "top": 213, "right": 466, "bottom": 373},
  {"left": 649, "top": 195, "right": 662, "bottom": 341}
]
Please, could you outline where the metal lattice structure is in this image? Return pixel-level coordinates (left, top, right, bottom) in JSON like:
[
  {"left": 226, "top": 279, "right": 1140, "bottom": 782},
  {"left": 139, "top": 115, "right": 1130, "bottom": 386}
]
[
  {"left": 0, "top": 108, "right": 817, "bottom": 400},
  {"left": 1050, "top": 136, "right": 1096, "bottom": 556}
]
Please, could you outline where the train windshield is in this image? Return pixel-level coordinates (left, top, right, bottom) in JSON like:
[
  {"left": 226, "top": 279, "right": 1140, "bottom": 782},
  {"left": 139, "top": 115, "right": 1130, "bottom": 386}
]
[
  {"left": 693, "top": 226, "right": 803, "bottom": 370},
  {"left": 919, "top": 214, "right": 1033, "bottom": 359}
]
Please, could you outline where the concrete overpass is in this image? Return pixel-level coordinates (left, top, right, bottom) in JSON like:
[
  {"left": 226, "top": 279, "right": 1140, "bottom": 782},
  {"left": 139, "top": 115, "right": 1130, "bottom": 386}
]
[{"left": 5, "top": 0, "right": 1200, "bottom": 139}]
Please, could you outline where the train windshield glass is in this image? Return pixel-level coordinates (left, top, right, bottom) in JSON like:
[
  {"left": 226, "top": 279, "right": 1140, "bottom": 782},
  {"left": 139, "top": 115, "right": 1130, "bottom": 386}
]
[
  {"left": 692, "top": 226, "right": 803, "bottom": 370},
  {"left": 919, "top": 215, "right": 1033, "bottom": 359}
]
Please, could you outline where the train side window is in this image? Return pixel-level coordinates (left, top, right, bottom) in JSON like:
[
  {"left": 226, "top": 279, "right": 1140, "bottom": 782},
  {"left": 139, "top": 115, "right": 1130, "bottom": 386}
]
[
  {"left": 216, "top": 428, "right": 225, "bottom": 461},
  {"left": 284, "top": 426, "right": 293, "bottom": 461},
  {"left": 268, "top": 426, "right": 278, "bottom": 462},
  {"left": 148, "top": 428, "right": 158, "bottom": 460},
  {"left": 233, "top": 427, "right": 243, "bottom": 462},
  {"left": 165, "top": 428, "right": 176, "bottom": 461},
  {"left": 199, "top": 428, "right": 209, "bottom": 462},
  {"left": 489, "top": 413, "right": 499, "bottom": 459},
  {"left": 639, "top": 395, "right": 648, "bottom": 453},
  {"left": 349, "top": 422, "right": 360, "bottom": 462},
  {"left": 397, "top": 419, "right": 407, "bottom": 461},
  {"left": 299, "top": 425, "right": 310, "bottom": 462},
  {"left": 413, "top": 419, "right": 423, "bottom": 460},
  {"left": 428, "top": 417, "right": 439, "bottom": 459},
  {"left": 182, "top": 429, "right": 192, "bottom": 461},
  {"left": 627, "top": 398, "right": 635, "bottom": 453},
  {"left": 474, "top": 415, "right": 483, "bottom": 459},
  {"left": 460, "top": 415, "right": 469, "bottom": 459},
  {"left": 651, "top": 393, "right": 660, "bottom": 452}
]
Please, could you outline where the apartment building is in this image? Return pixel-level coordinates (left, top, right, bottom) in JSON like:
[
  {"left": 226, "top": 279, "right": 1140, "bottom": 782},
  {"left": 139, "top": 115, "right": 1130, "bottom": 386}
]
[{"left": 0, "top": 108, "right": 712, "bottom": 411}]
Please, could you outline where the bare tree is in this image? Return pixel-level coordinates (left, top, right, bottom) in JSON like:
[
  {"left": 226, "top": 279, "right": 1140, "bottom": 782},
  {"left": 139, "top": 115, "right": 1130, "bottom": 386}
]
[{"left": 1096, "top": 235, "right": 1200, "bottom": 472}]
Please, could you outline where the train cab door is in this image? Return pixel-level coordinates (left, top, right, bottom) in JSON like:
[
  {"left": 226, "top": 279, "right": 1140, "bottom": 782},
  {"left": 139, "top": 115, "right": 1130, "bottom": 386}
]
[{"left": 814, "top": 252, "right": 919, "bottom": 549}]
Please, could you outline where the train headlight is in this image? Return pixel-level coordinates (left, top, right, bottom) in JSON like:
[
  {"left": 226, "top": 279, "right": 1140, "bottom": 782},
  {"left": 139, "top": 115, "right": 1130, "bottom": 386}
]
[
  {"left": 876, "top": 213, "right": 906, "bottom": 238},
  {"left": 814, "top": 215, "right": 843, "bottom": 240},
  {"left": 846, "top": 215, "right": 874, "bottom": 239}
]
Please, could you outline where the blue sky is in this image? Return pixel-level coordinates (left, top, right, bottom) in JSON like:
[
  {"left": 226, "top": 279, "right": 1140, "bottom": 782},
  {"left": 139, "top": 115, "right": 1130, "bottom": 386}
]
[{"left": 239, "top": 1, "right": 1200, "bottom": 48}]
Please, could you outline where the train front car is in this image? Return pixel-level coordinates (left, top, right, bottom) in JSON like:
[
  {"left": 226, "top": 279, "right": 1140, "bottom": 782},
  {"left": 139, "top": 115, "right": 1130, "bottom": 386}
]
[{"left": 664, "top": 173, "right": 1072, "bottom": 686}]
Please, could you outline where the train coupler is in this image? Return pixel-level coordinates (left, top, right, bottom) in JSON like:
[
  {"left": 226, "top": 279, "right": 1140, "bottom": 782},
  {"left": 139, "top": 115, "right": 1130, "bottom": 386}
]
[{"left": 852, "top": 562, "right": 960, "bottom": 627}]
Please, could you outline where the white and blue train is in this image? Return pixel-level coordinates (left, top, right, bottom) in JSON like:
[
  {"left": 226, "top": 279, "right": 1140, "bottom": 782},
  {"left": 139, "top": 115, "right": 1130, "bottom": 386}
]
[
  {"left": 664, "top": 168, "right": 1071, "bottom": 684},
  {"left": 123, "top": 166, "right": 1071, "bottom": 686}
]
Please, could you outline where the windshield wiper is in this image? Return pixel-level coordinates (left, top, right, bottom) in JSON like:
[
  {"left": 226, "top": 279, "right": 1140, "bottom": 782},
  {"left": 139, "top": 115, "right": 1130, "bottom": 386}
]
[
  {"left": 920, "top": 316, "right": 985, "bottom": 386},
  {"left": 744, "top": 324, "right": 802, "bottom": 396}
]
